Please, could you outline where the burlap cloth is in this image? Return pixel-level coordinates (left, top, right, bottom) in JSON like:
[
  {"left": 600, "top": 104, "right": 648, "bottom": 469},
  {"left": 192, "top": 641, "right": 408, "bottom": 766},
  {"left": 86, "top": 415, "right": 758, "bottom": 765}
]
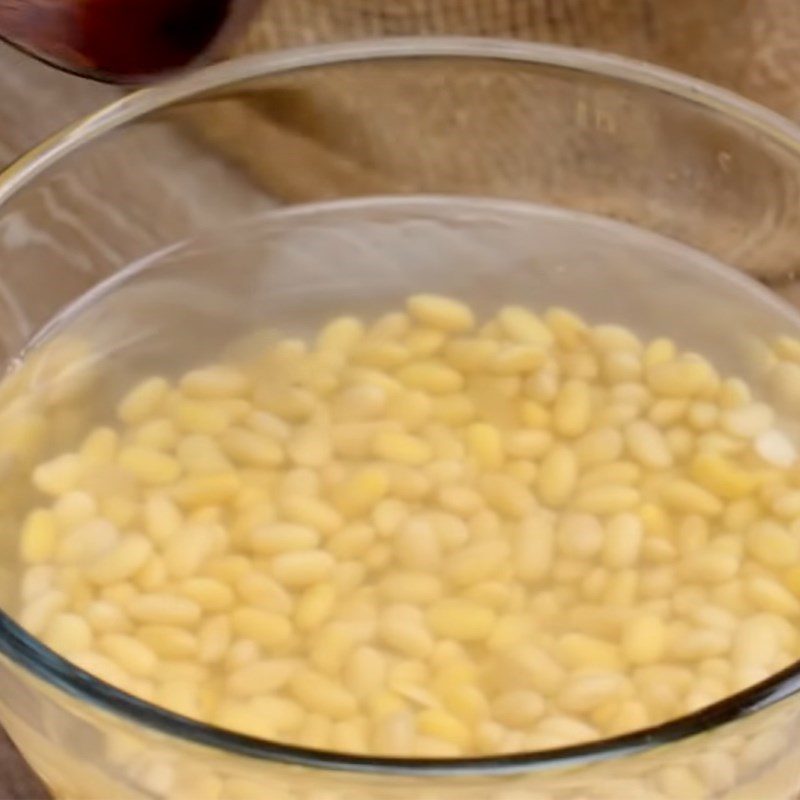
[
  {"left": 235, "top": 0, "right": 800, "bottom": 104},
  {"left": 169, "top": 0, "right": 800, "bottom": 283}
]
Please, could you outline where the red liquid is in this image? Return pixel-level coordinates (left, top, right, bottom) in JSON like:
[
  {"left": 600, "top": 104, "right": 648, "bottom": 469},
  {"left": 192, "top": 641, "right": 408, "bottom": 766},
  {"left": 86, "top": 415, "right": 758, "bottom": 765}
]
[{"left": 0, "top": 0, "right": 235, "bottom": 81}]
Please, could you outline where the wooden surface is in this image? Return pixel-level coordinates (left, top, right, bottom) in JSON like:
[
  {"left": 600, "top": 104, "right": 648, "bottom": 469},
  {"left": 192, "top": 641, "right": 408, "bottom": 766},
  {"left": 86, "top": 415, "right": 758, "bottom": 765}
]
[
  {"left": 0, "top": 45, "right": 117, "bottom": 167},
  {"left": 0, "top": 728, "right": 46, "bottom": 800},
  {"left": 0, "top": 42, "right": 101, "bottom": 800},
  {"left": 2, "top": 2, "right": 800, "bottom": 797}
]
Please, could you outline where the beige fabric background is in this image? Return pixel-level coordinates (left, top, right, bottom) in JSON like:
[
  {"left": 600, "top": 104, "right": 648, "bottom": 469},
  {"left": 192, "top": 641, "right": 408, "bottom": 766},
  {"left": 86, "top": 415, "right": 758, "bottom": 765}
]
[
  {"left": 176, "top": 0, "right": 800, "bottom": 286},
  {"left": 185, "top": 0, "right": 800, "bottom": 205},
  {"left": 1, "top": 1, "right": 800, "bottom": 797},
  {"left": 236, "top": 0, "right": 800, "bottom": 108}
]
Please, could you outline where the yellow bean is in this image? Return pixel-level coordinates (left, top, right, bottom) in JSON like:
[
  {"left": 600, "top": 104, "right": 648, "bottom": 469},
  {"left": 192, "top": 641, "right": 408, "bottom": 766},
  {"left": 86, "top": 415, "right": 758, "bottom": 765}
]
[
  {"left": 137, "top": 625, "right": 197, "bottom": 659},
  {"left": 117, "top": 377, "right": 169, "bottom": 425},
  {"left": 621, "top": 615, "right": 666, "bottom": 666},
  {"left": 465, "top": 422, "right": 504, "bottom": 470},
  {"left": 721, "top": 403, "right": 774, "bottom": 438},
  {"left": 591, "top": 325, "right": 642, "bottom": 352},
  {"left": 32, "top": 453, "right": 83, "bottom": 496},
  {"left": 86, "top": 535, "right": 152, "bottom": 585},
  {"left": 556, "top": 633, "right": 621, "bottom": 670},
  {"left": 181, "top": 366, "right": 248, "bottom": 399},
  {"left": 240, "top": 410, "right": 287, "bottom": 443},
  {"left": 316, "top": 315, "right": 365, "bottom": 354},
  {"left": 406, "top": 328, "right": 447, "bottom": 358},
  {"left": 746, "top": 520, "right": 800, "bottom": 568},
  {"left": 490, "top": 344, "right": 546, "bottom": 374},
  {"left": 602, "top": 351, "right": 641, "bottom": 383},
  {"left": 437, "top": 681, "right": 488, "bottom": 724},
  {"left": 445, "top": 540, "right": 510, "bottom": 587},
  {"left": 624, "top": 420, "right": 672, "bottom": 469},
  {"left": 497, "top": 306, "right": 554, "bottom": 345},
  {"left": 683, "top": 550, "right": 740, "bottom": 584},
  {"left": 515, "top": 516, "right": 555, "bottom": 584},
  {"left": 290, "top": 669, "right": 358, "bottom": 720},
  {"left": 396, "top": 360, "right": 464, "bottom": 394},
  {"left": 417, "top": 708, "right": 471, "bottom": 749},
  {"left": 647, "top": 359, "right": 712, "bottom": 397},
  {"left": 271, "top": 551, "right": 336, "bottom": 588},
  {"left": 428, "top": 599, "right": 496, "bottom": 642},
  {"left": 648, "top": 398, "right": 688, "bottom": 426},
  {"left": 227, "top": 659, "right": 295, "bottom": 697},
  {"left": 354, "top": 340, "right": 410, "bottom": 372},
  {"left": 543, "top": 307, "right": 586, "bottom": 346},
  {"left": 171, "top": 472, "right": 240, "bottom": 507},
  {"left": 163, "top": 524, "right": 218, "bottom": 580},
  {"left": 235, "top": 573, "right": 292, "bottom": 617},
  {"left": 99, "top": 634, "right": 158, "bottom": 677},
  {"left": 53, "top": 492, "right": 97, "bottom": 529},
  {"left": 731, "top": 617, "right": 779, "bottom": 669},
  {"left": 341, "top": 646, "right": 387, "bottom": 702},
  {"left": 327, "top": 524, "right": 374, "bottom": 561},
  {"left": 250, "top": 523, "right": 320, "bottom": 556},
  {"left": 558, "top": 672, "right": 627, "bottom": 714},
  {"left": 603, "top": 513, "right": 643, "bottom": 569},
  {"left": 330, "top": 467, "right": 389, "bottom": 518},
  {"left": 197, "top": 614, "right": 231, "bottom": 665},
  {"left": 43, "top": 612, "right": 93, "bottom": 654},
  {"left": 379, "top": 617, "right": 434, "bottom": 659},
  {"left": 279, "top": 495, "right": 342, "bottom": 536},
  {"left": 479, "top": 474, "right": 533, "bottom": 519},
  {"left": 574, "top": 428, "right": 623, "bottom": 467},
  {"left": 79, "top": 427, "right": 119, "bottom": 464},
  {"left": 128, "top": 593, "right": 201, "bottom": 626},
  {"left": 557, "top": 513, "right": 603, "bottom": 559},
  {"left": 19, "top": 509, "right": 57, "bottom": 564},
  {"left": 670, "top": 629, "right": 731, "bottom": 662},
  {"left": 746, "top": 576, "right": 800, "bottom": 616},
  {"left": 180, "top": 577, "right": 235, "bottom": 612},
  {"left": 231, "top": 607, "right": 293, "bottom": 648},
  {"left": 444, "top": 337, "right": 498, "bottom": 372},
  {"left": 372, "top": 431, "right": 432, "bottom": 466},
  {"left": 690, "top": 453, "right": 756, "bottom": 500},
  {"left": 572, "top": 485, "right": 639, "bottom": 515},
  {"left": 221, "top": 428, "right": 284, "bottom": 468},
  {"left": 296, "top": 583, "right": 337, "bottom": 631},
  {"left": 492, "top": 689, "right": 546, "bottom": 728},
  {"left": 83, "top": 601, "right": 129, "bottom": 634},
  {"left": 756, "top": 429, "right": 797, "bottom": 468},
  {"left": 407, "top": 294, "right": 474, "bottom": 332},
  {"left": 660, "top": 480, "right": 723, "bottom": 516},
  {"left": 536, "top": 445, "right": 577, "bottom": 508},
  {"left": 333, "top": 385, "right": 388, "bottom": 423},
  {"left": 57, "top": 519, "right": 119, "bottom": 565},
  {"left": 581, "top": 463, "right": 639, "bottom": 492},
  {"left": 173, "top": 398, "right": 232, "bottom": 435},
  {"left": 553, "top": 380, "right": 592, "bottom": 438}
]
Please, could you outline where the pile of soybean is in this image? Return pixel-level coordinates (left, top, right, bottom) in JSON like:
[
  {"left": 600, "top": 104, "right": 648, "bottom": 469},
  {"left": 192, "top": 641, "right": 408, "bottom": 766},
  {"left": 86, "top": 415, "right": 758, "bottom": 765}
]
[{"left": 15, "top": 295, "right": 800, "bottom": 757}]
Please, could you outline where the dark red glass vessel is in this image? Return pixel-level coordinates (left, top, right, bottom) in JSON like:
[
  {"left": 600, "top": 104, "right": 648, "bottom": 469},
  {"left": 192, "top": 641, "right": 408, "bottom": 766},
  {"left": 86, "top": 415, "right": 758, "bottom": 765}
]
[{"left": 0, "top": 0, "right": 241, "bottom": 82}]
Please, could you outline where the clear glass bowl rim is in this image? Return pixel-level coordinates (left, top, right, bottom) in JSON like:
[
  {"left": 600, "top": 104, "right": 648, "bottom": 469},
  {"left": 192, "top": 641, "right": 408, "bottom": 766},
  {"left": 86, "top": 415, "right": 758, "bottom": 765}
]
[{"left": 3, "top": 36, "right": 800, "bottom": 777}]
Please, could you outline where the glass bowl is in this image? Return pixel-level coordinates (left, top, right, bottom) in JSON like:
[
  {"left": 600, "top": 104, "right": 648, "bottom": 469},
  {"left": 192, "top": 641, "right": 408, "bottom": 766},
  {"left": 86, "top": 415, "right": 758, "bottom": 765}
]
[{"left": 3, "top": 38, "right": 800, "bottom": 800}]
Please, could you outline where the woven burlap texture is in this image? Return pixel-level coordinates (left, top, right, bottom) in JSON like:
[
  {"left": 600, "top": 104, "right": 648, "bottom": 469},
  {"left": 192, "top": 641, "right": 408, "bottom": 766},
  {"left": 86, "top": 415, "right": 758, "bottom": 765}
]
[{"left": 177, "top": 0, "right": 800, "bottom": 280}]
